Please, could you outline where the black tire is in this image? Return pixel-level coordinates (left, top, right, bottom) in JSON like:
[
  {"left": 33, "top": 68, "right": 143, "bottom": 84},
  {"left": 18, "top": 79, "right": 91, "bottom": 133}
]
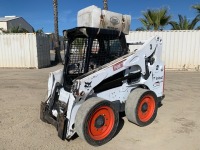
[
  {"left": 40, "top": 93, "right": 48, "bottom": 123},
  {"left": 75, "top": 97, "right": 119, "bottom": 146},
  {"left": 125, "top": 88, "right": 158, "bottom": 127},
  {"left": 40, "top": 92, "right": 50, "bottom": 123},
  {"left": 40, "top": 101, "right": 47, "bottom": 122}
]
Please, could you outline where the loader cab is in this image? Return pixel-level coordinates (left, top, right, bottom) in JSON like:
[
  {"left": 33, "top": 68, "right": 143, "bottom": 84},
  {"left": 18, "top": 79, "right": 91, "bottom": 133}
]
[{"left": 63, "top": 27, "right": 128, "bottom": 92}]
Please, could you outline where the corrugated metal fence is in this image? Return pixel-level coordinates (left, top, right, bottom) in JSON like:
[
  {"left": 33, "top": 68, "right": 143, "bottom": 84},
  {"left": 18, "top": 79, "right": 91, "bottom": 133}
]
[
  {"left": 126, "top": 30, "right": 200, "bottom": 70},
  {"left": 0, "top": 31, "right": 200, "bottom": 70},
  {"left": 0, "top": 33, "right": 50, "bottom": 68}
]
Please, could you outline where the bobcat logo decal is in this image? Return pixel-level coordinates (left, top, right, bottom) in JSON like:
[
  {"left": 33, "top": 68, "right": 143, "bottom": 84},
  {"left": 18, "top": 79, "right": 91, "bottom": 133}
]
[{"left": 84, "top": 82, "right": 92, "bottom": 88}]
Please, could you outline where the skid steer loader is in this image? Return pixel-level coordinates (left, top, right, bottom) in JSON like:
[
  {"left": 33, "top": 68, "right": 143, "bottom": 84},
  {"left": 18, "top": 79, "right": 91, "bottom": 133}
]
[{"left": 40, "top": 5, "right": 165, "bottom": 146}]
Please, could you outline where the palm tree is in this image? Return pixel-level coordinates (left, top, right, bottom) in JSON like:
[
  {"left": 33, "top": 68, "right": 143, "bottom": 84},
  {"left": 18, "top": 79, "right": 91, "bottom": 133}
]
[
  {"left": 169, "top": 15, "right": 199, "bottom": 30},
  {"left": 139, "top": 8, "right": 171, "bottom": 30},
  {"left": 53, "top": 0, "right": 62, "bottom": 63},
  {"left": 192, "top": 4, "right": 200, "bottom": 29},
  {"left": 103, "top": 0, "right": 108, "bottom": 10},
  {"left": 192, "top": 4, "right": 200, "bottom": 14}
]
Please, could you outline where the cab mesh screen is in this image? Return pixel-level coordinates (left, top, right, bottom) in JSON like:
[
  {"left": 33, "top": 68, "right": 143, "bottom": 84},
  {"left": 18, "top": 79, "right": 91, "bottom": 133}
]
[{"left": 67, "top": 36, "right": 124, "bottom": 74}]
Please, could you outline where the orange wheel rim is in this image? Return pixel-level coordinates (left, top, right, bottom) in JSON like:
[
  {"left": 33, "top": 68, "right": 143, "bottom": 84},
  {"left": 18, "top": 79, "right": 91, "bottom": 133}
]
[
  {"left": 88, "top": 106, "right": 115, "bottom": 140},
  {"left": 138, "top": 95, "right": 155, "bottom": 122}
]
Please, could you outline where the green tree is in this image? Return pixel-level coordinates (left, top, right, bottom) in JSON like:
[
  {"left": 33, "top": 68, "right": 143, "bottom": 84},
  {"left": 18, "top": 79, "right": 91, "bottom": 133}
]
[
  {"left": 135, "top": 27, "right": 146, "bottom": 31},
  {"left": 36, "top": 28, "right": 44, "bottom": 34},
  {"left": 0, "top": 26, "right": 29, "bottom": 33},
  {"left": 139, "top": 8, "right": 171, "bottom": 30},
  {"left": 53, "top": 0, "right": 62, "bottom": 63},
  {"left": 169, "top": 15, "right": 199, "bottom": 30},
  {"left": 0, "top": 28, "right": 8, "bottom": 33}
]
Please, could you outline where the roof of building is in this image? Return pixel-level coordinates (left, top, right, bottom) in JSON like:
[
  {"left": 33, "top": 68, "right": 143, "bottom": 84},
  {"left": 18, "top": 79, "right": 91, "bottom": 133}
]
[{"left": 0, "top": 16, "right": 19, "bottom": 22}]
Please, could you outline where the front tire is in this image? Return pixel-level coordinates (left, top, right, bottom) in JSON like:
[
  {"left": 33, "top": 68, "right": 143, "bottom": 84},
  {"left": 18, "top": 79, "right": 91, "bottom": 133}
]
[
  {"left": 125, "top": 88, "right": 158, "bottom": 127},
  {"left": 75, "top": 97, "right": 119, "bottom": 146},
  {"left": 40, "top": 92, "right": 49, "bottom": 123}
]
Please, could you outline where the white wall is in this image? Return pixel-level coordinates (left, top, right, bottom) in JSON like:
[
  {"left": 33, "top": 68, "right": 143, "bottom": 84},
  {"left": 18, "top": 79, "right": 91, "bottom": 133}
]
[
  {"left": 0, "top": 33, "right": 50, "bottom": 68},
  {"left": 1, "top": 31, "right": 199, "bottom": 70},
  {"left": 126, "top": 30, "right": 200, "bottom": 70}
]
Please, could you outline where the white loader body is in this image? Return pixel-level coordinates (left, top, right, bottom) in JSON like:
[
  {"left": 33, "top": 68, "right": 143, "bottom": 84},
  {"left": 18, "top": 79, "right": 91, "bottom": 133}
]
[
  {"left": 40, "top": 5, "right": 165, "bottom": 146},
  {"left": 46, "top": 35, "right": 164, "bottom": 139}
]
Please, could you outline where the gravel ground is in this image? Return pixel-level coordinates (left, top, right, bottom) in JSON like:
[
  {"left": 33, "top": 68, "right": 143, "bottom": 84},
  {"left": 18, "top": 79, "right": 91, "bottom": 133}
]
[{"left": 0, "top": 65, "right": 200, "bottom": 150}]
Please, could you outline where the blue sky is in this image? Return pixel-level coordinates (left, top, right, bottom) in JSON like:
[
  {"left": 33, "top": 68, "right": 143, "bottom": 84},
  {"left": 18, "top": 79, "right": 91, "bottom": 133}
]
[{"left": 0, "top": 0, "right": 199, "bottom": 34}]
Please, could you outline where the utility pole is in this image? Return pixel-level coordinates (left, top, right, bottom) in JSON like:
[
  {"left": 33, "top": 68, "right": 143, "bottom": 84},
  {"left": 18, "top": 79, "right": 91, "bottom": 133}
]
[
  {"left": 103, "top": 0, "right": 108, "bottom": 10},
  {"left": 53, "top": 0, "right": 62, "bottom": 63}
]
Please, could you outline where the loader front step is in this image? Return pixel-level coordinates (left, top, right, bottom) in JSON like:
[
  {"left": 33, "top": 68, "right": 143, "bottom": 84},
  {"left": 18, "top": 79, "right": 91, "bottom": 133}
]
[{"left": 40, "top": 101, "right": 67, "bottom": 140}]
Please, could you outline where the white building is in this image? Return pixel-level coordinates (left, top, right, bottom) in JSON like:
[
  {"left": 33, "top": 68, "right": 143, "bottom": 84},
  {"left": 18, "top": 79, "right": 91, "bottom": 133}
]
[{"left": 0, "top": 16, "right": 34, "bottom": 33}]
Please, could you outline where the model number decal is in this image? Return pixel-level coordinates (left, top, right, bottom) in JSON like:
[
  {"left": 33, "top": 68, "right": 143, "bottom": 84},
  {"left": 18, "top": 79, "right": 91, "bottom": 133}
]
[
  {"left": 113, "top": 61, "right": 123, "bottom": 71},
  {"left": 156, "top": 76, "right": 163, "bottom": 80}
]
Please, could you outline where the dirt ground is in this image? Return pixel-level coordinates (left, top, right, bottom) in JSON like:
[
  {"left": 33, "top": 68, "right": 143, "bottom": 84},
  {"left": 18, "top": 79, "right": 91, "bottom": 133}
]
[{"left": 0, "top": 65, "right": 200, "bottom": 150}]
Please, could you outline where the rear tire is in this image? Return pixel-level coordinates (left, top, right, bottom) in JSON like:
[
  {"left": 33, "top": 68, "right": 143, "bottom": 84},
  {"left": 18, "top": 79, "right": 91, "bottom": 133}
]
[
  {"left": 75, "top": 97, "right": 119, "bottom": 146},
  {"left": 125, "top": 88, "right": 158, "bottom": 127}
]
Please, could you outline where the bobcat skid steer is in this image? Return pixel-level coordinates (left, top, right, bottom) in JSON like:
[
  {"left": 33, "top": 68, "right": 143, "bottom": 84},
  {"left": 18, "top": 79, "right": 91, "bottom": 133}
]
[{"left": 40, "top": 5, "right": 165, "bottom": 146}]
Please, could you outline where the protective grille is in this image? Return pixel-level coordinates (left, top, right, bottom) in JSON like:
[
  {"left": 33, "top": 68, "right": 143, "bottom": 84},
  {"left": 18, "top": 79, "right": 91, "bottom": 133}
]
[
  {"left": 68, "top": 38, "right": 87, "bottom": 74},
  {"left": 68, "top": 37, "right": 124, "bottom": 74}
]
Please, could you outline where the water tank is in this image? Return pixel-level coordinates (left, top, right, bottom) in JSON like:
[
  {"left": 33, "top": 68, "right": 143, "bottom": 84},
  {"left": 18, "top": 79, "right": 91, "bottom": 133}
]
[{"left": 77, "top": 5, "right": 131, "bottom": 35}]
